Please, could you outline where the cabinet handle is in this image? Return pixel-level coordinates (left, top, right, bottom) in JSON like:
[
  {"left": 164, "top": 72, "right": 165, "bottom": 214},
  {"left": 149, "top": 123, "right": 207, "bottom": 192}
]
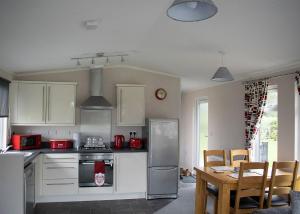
[
  {"left": 46, "top": 157, "right": 75, "bottom": 160},
  {"left": 42, "top": 86, "right": 45, "bottom": 121},
  {"left": 46, "top": 167, "right": 75, "bottom": 169},
  {"left": 46, "top": 183, "right": 74, "bottom": 186},
  {"left": 47, "top": 86, "right": 50, "bottom": 121},
  {"left": 119, "top": 89, "right": 122, "bottom": 123}
]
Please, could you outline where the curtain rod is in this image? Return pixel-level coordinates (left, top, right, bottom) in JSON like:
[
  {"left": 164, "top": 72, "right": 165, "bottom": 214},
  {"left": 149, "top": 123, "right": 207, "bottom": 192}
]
[{"left": 242, "top": 71, "right": 299, "bottom": 84}]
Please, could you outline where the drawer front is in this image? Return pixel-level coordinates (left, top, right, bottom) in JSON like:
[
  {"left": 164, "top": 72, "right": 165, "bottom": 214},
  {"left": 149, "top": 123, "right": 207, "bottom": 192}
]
[
  {"left": 42, "top": 179, "right": 78, "bottom": 195},
  {"left": 43, "top": 153, "right": 78, "bottom": 163},
  {"left": 43, "top": 162, "right": 78, "bottom": 179}
]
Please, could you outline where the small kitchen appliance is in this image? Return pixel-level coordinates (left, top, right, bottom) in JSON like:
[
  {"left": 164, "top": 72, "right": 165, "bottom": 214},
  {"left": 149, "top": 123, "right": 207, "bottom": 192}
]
[
  {"left": 129, "top": 132, "right": 142, "bottom": 149},
  {"left": 129, "top": 138, "right": 143, "bottom": 149},
  {"left": 49, "top": 139, "right": 73, "bottom": 149},
  {"left": 12, "top": 134, "right": 41, "bottom": 150},
  {"left": 114, "top": 135, "right": 125, "bottom": 149}
]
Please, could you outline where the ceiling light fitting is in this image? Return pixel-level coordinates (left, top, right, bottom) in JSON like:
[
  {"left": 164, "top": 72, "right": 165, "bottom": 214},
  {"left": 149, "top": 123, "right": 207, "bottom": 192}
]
[
  {"left": 167, "top": 0, "right": 218, "bottom": 22},
  {"left": 76, "top": 59, "right": 81, "bottom": 66},
  {"left": 211, "top": 51, "right": 234, "bottom": 82},
  {"left": 71, "top": 53, "right": 128, "bottom": 67}
]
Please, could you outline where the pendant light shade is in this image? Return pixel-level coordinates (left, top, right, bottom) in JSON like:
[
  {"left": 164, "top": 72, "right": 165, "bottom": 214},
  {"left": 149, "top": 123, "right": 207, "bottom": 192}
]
[
  {"left": 211, "top": 66, "right": 234, "bottom": 82},
  {"left": 167, "top": 0, "right": 218, "bottom": 22}
]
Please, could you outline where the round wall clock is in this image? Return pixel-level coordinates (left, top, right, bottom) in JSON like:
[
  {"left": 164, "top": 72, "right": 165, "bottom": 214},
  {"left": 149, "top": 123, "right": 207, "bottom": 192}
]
[{"left": 155, "top": 88, "right": 167, "bottom": 100}]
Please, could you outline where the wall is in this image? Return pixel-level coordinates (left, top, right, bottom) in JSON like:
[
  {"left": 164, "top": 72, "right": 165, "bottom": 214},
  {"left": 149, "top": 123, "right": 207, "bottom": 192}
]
[
  {"left": 180, "top": 82, "right": 244, "bottom": 170},
  {"left": 13, "top": 66, "right": 181, "bottom": 142},
  {"left": 181, "top": 74, "right": 297, "bottom": 170},
  {"left": 0, "top": 69, "right": 13, "bottom": 81}
]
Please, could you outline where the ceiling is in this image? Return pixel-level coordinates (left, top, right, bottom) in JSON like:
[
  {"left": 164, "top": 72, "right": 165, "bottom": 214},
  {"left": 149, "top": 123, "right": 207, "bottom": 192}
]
[{"left": 1, "top": 0, "right": 300, "bottom": 91}]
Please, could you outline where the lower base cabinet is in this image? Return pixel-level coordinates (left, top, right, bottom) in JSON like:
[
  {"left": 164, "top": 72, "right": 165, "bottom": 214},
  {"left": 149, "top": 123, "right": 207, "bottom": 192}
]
[
  {"left": 42, "top": 179, "right": 78, "bottom": 195},
  {"left": 35, "top": 152, "right": 147, "bottom": 202},
  {"left": 114, "top": 153, "right": 147, "bottom": 193}
]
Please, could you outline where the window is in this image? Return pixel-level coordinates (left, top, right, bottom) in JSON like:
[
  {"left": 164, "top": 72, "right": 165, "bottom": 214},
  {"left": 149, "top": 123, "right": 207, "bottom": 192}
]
[
  {"left": 0, "top": 77, "right": 10, "bottom": 150},
  {"left": 195, "top": 98, "right": 208, "bottom": 166},
  {"left": 0, "top": 117, "right": 8, "bottom": 150},
  {"left": 253, "top": 86, "right": 278, "bottom": 162}
]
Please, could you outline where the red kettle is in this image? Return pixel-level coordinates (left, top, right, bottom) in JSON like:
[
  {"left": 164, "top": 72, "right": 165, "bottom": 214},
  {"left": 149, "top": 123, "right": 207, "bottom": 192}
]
[{"left": 114, "top": 135, "right": 125, "bottom": 149}]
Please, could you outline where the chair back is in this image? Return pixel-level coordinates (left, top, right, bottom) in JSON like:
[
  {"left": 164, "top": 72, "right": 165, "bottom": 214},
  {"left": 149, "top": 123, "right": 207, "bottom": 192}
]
[
  {"left": 266, "top": 161, "right": 299, "bottom": 208},
  {"left": 234, "top": 162, "right": 269, "bottom": 213},
  {"left": 203, "top": 150, "right": 226, "bottom": 167},
  {"left": 230, "top": 149, "right": 250, "bottom": 167}
]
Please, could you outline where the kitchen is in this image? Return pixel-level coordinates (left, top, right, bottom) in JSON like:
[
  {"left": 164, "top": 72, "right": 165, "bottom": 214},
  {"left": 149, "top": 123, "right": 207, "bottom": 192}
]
[{"left": 0, "top": 66, "right": 181, "bottom": 214}]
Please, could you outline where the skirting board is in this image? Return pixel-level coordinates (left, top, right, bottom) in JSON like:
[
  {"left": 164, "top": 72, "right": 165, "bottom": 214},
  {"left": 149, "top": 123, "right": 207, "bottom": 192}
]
[{"left": 35, "top": 192, "right": 147, "bottom": 203}]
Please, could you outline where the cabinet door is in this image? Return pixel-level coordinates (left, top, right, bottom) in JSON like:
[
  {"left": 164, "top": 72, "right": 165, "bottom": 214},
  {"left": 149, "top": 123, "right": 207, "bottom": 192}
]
[
  {"left": 115, "top": 153, "right": 147, "bottom": 193},
  {"left": 46, "top": 84, "right": 76, "bottom": 125},
  {"left": 17, "top": 83, "right": 46, "bottom": 124},
  {"left": 117, "top": 86, "right": 145, "bottom": 126}
]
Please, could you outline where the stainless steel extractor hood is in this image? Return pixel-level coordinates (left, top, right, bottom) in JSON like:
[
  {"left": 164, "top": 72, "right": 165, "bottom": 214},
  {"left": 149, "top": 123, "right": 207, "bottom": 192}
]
[{"left": 80, "top": 68, "right": 113, "bottom": 110}]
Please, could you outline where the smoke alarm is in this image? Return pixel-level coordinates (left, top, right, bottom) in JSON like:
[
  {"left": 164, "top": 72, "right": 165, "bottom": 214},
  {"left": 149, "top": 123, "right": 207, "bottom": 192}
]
[{"left": 84, "top": 20, "right": 99, "bottom": 30}]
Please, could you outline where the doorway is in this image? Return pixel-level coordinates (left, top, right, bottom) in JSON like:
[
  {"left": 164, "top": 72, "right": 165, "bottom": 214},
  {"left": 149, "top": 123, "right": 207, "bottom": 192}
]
[{"left": 195, "top": 98, "right": 208, "bottom": 166}]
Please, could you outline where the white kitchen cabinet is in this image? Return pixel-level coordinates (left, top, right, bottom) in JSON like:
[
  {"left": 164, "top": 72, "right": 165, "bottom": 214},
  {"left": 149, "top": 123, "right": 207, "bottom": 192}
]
[
  {"left": 10, "top": 82, "right": 46, "bottom": 124},
  {"left": 46, "top": 83, "right": 76, "bottom": 124},
  {"left": 114, "top": 153, "right": 147, "bottom": 193},
  {"left": 40, "top": 153, "right": 79, "bottom": 196},
  {"left": 116, "top": 84, "right": 145, "bottom": 126},
  {"left": 9, "top": 81, "right": 76, "bottom": 126}
]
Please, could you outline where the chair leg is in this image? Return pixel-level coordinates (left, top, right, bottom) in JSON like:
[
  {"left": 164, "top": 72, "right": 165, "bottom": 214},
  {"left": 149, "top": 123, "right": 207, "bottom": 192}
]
[
  {"left": 214, "top": 196, "right": 218, "bottom": 214},
  {"left": 204, "top": 192, "right": 208, "bottom": 213}
]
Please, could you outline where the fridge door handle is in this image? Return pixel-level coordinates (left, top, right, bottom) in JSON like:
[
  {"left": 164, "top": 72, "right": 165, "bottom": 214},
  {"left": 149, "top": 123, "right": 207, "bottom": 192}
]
[{"left": 151, "top": 167, "right": 178, "bottom": 170}]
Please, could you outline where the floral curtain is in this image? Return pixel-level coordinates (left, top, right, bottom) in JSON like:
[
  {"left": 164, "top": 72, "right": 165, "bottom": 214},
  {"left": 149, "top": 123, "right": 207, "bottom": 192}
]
[
  {"left": 244, "top": 80, "right": 269, "bottom": 149},
  {"left": 295, "top": 72, "right": 300, "bottom": 95}
]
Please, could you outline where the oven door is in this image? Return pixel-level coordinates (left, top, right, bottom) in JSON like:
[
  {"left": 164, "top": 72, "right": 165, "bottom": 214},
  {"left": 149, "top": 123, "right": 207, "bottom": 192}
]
[{"left": 79, "top": 155, "right": 113, "bottom": 187}]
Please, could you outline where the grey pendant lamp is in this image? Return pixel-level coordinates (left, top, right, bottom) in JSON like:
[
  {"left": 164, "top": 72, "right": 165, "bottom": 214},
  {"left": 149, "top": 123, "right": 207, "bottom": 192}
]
[
  {"left": 211, "top": 51, "right": 234, "bottom": 82},
  {"left": 167, "top": 0, "right": 218, "bottom": 22}
]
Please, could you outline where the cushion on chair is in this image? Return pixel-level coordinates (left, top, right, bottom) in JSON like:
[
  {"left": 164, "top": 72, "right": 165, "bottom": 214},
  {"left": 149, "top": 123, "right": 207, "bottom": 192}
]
[
  {"left": 230, "top": 195, "right": 259, "bottom": 209},
  {"left": 269, "top": 195, "right": 289, "bottom": 207},
  {"left": 290, "top": 191, "right": 300, "bottom": 214},
  {"left": 252, "top": 207, "right": 292, "bottom": 214},
  {"left": 207, "top": 183, "right": 218, "bottom": 196}
]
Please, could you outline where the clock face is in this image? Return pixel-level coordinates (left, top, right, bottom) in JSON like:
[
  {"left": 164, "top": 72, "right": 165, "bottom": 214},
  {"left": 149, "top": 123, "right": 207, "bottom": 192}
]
[{"left": 155, "top": 88, "right": 167, "bottom": 100}]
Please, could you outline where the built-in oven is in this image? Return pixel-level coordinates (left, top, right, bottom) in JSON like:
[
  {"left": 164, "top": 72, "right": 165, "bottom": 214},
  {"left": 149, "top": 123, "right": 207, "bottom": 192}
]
[{"left": 79, "top": 153, "right": 113, "bottom": 187}]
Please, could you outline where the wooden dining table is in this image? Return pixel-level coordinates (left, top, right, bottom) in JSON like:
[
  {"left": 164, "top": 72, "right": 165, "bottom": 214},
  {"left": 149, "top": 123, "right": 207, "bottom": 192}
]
[{"left": 194, "top": 166, "right": 300, "bottom": 214}]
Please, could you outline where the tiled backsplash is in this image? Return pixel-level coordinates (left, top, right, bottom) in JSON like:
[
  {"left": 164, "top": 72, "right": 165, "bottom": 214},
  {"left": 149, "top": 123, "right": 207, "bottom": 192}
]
[{"left": 12, "top": 125, "right": 142, "bottom": 143}]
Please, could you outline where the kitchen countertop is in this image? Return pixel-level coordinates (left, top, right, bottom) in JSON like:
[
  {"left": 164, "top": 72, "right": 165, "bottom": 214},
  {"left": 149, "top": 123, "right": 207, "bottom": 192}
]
[{"left": 7, "top": 148, "right": 148, "bottom": 166}]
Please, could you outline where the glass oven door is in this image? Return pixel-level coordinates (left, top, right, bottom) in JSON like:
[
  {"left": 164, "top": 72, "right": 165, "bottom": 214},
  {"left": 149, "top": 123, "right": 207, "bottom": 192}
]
[{"left": 79, "top": 153, "right": 113, "bottom": 187}]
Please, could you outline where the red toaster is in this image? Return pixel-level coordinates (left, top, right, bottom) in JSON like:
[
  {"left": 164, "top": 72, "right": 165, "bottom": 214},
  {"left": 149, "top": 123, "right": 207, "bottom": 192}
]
[{"left": 49, "top": 139, "right": 73, "bottom": 149}]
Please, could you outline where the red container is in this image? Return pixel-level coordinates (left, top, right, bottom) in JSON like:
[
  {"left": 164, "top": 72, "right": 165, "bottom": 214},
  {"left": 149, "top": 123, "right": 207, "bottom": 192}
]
[
  {"left": 12, "top": 134, "right": 41, "bottom": 150},
  {"left": 114, "top": 135, "right": 125, "bottom": 149},
  {"left": 129, "top": 138, "right": 143, "bottom": 149},
  {"left": 49, "top": 139, "right": 73, "bottom": 149}
]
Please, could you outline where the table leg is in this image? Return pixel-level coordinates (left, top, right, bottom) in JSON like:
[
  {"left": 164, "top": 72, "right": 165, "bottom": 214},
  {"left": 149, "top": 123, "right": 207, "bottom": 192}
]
[
  {"left": 195, "top": 171, "right": 206, "bottom": 214},
  {"left": 217, "top": 183, "right": 230, "bottom": 214}
]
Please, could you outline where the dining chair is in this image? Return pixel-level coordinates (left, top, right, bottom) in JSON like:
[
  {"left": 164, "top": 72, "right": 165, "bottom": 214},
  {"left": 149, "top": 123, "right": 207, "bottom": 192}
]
[
  {"left": 230, "top": 149, "right": 250, "bottom": 167},
  {"left": 203, "top": 150, "right": 226, "bottom": 214},
  {"left": 266, "top": 161, "right": 299, "bottom": 208},
  {"left": 231, "top": 162, "right": 269, "bottom": 214}
]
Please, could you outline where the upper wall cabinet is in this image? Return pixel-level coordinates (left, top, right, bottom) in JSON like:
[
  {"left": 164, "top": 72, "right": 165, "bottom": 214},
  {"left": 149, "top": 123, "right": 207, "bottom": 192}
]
[
  {"left": 116, "top": 84, "right": 145, "bottom": 126},
  {"left": 10, "top": 81, "right": 77, "bottom": 126}
]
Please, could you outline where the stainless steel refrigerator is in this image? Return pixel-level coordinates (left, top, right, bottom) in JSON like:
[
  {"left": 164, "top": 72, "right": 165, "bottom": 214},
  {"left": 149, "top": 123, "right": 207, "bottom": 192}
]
[{"left": 143, "top": 118, "right": 179, "bottom": 199}]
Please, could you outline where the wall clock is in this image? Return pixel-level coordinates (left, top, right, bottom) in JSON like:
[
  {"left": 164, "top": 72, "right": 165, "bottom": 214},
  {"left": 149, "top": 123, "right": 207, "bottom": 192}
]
[{"left": 155, "top": 88, "right": 167, "bottom": 100}]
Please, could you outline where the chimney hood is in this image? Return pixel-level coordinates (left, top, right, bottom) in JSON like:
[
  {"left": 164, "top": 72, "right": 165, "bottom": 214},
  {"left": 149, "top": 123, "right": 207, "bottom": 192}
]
[{"left": 80, "top": 68, "right": 113, "bottom": 110}]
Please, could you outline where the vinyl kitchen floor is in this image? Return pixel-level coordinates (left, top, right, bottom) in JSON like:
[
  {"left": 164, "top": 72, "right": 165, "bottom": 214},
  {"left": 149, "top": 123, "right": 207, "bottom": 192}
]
[{"left": 35, "top": 182, "right": 213, "bottom": 214}]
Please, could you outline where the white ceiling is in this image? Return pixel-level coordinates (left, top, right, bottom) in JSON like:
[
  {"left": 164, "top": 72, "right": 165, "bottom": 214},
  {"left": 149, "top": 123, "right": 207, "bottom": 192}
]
[{"left": 1, "top": 0, "right": 300, "bottom": 91}]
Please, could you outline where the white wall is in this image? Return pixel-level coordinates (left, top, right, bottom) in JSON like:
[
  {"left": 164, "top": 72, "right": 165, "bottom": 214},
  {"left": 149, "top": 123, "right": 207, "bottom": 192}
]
[
  {"left": 13, "top": 66, "right": 181, "bottom": 142},
  {"left": 180, "top": 82, "right": 244, "bottom": 170},
  {"left": 181, "top": 74, "right": 297, "bottom": 170},
  {"left": 0, "top": 69, "right": 13, "bottom": 81}
]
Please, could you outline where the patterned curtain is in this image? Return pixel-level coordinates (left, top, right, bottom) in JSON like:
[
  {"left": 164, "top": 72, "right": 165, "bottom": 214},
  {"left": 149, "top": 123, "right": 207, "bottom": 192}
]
[
  {"left": 295, "top": 72, "right": 300, "bottom": 95},
  {"left": 244, "top": 79, "right": 269, "bottom": 149}
]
